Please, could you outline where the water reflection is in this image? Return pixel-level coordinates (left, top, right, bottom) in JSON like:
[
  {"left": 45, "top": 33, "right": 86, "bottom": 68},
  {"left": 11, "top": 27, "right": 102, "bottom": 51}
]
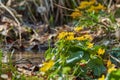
[{"left": 12, "top": 51, "right": 44, "bottom": 65}]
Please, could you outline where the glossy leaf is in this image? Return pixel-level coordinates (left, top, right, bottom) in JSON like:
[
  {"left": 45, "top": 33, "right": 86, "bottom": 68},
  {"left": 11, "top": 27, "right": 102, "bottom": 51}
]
[
  {"left": 106, "top": 69, "right": 120, "bottom": 80},
  {"left": 66, "top": 51, "right": 84, "bottom": 64}
]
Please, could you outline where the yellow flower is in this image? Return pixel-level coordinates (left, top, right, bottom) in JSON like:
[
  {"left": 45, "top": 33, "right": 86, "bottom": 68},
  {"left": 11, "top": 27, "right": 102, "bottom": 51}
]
[
  {"left": 86, "top": 42, "right": 93, "bottom": 48},
  {"left": 87, "top": 5, "right": 96, "bottom": 12},
  {"left": 40, "top": 60, "right": 54, "bottom": 72},
  {"left": 66, "top": 35, "right": 74, "bottom": 40},
  {"left": 75, "top": 34, "right": 93, "bottom": 41},
  {"left": 107, "top": 60, "right": 112, "bottom": 67},
  {"left": 58, "top": 32, "right": 75, "bottom": 40},
  {"left": 107, "top": 60, "right": 116, "bottom": 73},
  {"left": 95, "top": 3, "right": 106, "bottom": 10},
  {"left": 97, "top": 48, "right": 105, "bottom": 55},
  {"left": 84, "top": 34, "right": 93, "bottom": 41},
  {"left": 98, "top": 75, "right": 105, "bottom": 80},
  {"left": 87, "top": 3, "right": 106, "bottom": 12},
  {"left": 75, "top": 36, "right": 86, "bottom": 41},
  {"left": 74, "top": 8, "right": 79, "bottom": 11},
  {"left": 108, "top": 64, "right": 116, "bottom": 73},
  {"left": 58, "top": 32, "right": 67, "bottom": 39},
  {"left": 78, "top": 0, "right": 96, "bottom": 9},
  {"left": 74, "top": 27, "right": 83, "bottom": 32},
  {"left": 91, "top": 0, "right": 96, "bottom": 2},
  {"left": 68, "top": 32, "right": 74, "bottom": 36},
  {"left": 71, "top": 11, "right": 82, "bottom": 18},
  {"left": 89, "top": 0, "right": 96, "bottom": 5},
  {"left": 78, "top": 1, "right": 91, "bottom": 9}
]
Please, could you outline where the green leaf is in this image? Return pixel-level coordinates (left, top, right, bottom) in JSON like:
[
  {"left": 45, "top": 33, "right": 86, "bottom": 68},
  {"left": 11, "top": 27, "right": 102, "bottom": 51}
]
[
  {"left": 66, "top": 51, "right": 84, "bottom": 65},
  {"left": 106, "top": 69, "right": 120, "bottom": 80},
  {"left": 87, "top": 56, "right": 106, "bottom": 76},
  {"left": 68, "top": 46, "right": 82, "bottom": 52},
  {"left": 45, "top": 48, "right": 56, "bottom": 60},
  {"left": 62, "top": 66, "right": 71, "bottom": 74},
  {"left": 0, "top": 50, "right": 2, "bottom": 61},
  {"left": 109, "top": 15, "right": 115, "bottom": 23},
  {"left": 112, "top": 48, "right": 120, "bottom": 51},
  {"left": 110, "top": 48, "right": 120, "bottom": 66}
]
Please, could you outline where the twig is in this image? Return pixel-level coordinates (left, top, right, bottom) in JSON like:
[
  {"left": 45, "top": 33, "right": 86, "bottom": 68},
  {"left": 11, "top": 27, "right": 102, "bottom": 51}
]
[
  {"left": 108, "top": 0, "right": 112, "bottom": 9},
  {"left": 0, "top": 0, "right": 20, "bottom": 25},
  {"left": 15, "top": 58, "right": 33, "bottom": 64},
  {"left": 53, "top": 3, "right": 75, "bottom": 11},
  {"left": 26, "top": 2, "right": 37, "bottom": 23},
  {"left": 0, "top": 0, "right": 22, "bottom": 46},
  {"left": 110, "top": 54, "right": 120, "bottom": 64}
]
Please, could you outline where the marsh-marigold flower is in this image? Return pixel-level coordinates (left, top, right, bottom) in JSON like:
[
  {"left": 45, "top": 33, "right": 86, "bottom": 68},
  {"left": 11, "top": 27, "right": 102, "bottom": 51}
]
[
  {"left": 97, "top": 48, "right": 105, "bottom": 55},
  {"left": 87, "top": 5, "right": 96, "bottom": 12},
  {"left": 98, "top": 75, "right": 105, "bottom": 80},
  {"left": 68, "top": 32, "right": 74, "bottom": 36},
  {"left": 86, "top": 42, "right": 93, "bottom": 48},
  {"left": 108, "top": 65, "right": 116, "bottom": 73},
  {"left": 107, "top": 60, "right": 112, "bottom": 67},
  {"left": 78, "top": 1, "right": 91, "bottom": 9},
  {"left": 95, "top": 3, "right": 106, "bottom": 10},
  {"left": 89, "top": 0, "right": 96, "bottom": 5},
  {"left": 91, "top": 0, "right": 96, "bottom": 2},
  {"left": 107, "top": 60, "right": 116, "bottom": 73},
  {"left": 66, "top": 36, "right": 74, "bottom": 40},
  {"left": 84, "top": 34, "right": 93, "bottom": 41},
  {"left": 78, "top": 0, "right": 96, "bottom": 9},
  {"left": 74, "top": 27, "right": 83, "bottom": 32},
  {"left": 87, "top": 3, "right": 106, "bottom": 12},
  {"left": 58, "top": 32, "right": 67, "bottom": 39},
  {"left": 75, "top": 36, "right": 85, "bottom": 41},
  {"left": 71, "top": 11, "right": 82, "bottom": 18},
  {"left": 40, "top": 60, "right": 54, "bottom": 72}
]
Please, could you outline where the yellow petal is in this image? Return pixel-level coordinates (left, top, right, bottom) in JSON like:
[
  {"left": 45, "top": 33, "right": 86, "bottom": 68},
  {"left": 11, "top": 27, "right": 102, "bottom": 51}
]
[
  {"left": 98, "top": 75, "right": 105, "bottom": 80},
  {"left": 97, "top": 48, "right": 105, "bottom": 55},
  {"left": 40, "top": 60, "right": 54, "bottom": 72}
]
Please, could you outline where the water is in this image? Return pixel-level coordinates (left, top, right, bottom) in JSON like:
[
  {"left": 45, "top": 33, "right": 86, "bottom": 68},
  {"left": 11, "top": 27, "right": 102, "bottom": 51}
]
[
  {"left": 12, "top": 51, "right": 44, "bottom": 65},
  {"left": 2, "top": 51, "right": 44, "bottom": 64}
]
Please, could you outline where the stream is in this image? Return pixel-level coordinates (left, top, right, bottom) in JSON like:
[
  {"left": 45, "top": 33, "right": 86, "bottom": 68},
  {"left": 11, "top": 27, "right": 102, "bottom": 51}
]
[{"left": 2, "top": 51, "right": 44, "bottom": 65}]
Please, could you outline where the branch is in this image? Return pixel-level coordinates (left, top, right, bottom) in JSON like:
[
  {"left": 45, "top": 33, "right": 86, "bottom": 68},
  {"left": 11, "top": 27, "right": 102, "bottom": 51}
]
[
  {"left": 110, "top": 54, "right": 120, "bottom": 64},
  {"left": 0, "top": 0, "right": 20, "bottom": 25}
]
